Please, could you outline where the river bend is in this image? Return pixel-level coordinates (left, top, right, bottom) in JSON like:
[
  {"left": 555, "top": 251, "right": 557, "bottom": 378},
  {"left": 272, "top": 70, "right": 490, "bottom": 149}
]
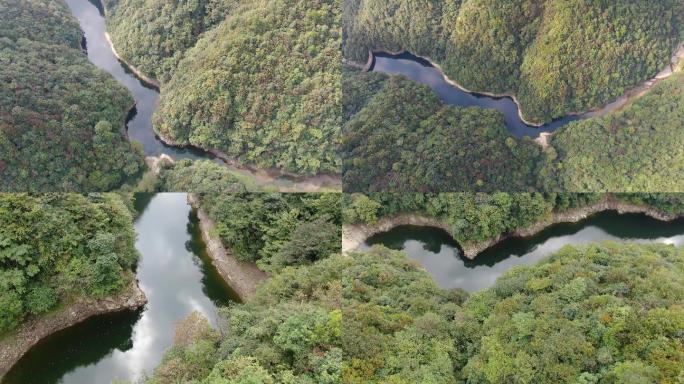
[
  {"left": 3, "top": 193, "right": 238, "bottom": 383},
  {"left": 363, "top": 211, "right": 684, "bottom": 292}
]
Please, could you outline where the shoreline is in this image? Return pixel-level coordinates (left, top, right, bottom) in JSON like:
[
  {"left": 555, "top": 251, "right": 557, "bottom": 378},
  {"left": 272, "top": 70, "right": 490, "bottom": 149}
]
[
  {"left": 150, "top": 106, "right": 341, "bottom": 192},
  {"left": 361, "top": 48, "right": 552, "bottom": 127},
  {"left": 363, "top": 42, "right": 684, "bottom": 129},
  {"left": 103, "top": 31, "right": 161, "bottom": 90},
  {"left": 143, "top": 150, "right": 342, "bottom": 193},
  {"left": 98, "top": 5, "right": 341, "bottom": 192},
  {"left": 342, "top": 196, "right": 682, "bottom": 259},
  {"left": 0, "top": 279, "right": 147, "bottom": 379},
  {"left": 342, "top": 213, "right": 453, "bottom": 254},
  {"left": 187, "top": 194, "right": 267, "bottom": 302}
]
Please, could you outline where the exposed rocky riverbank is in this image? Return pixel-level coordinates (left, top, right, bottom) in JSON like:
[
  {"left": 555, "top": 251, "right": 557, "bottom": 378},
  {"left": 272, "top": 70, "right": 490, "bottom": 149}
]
[
  {"left": 342, "top": 214, "right": 453, "bottom": 253},
  {"left": 95, "top": 2, "right": 341, "bottom": 193},
  {"left": 144, "top": 153, "right": 175, "bottom": 175},
  {"left": 152, "top": 125, "right": 342, "bottom": 192},
  {"left": 343, "top": 196, "right": 682, "bottom": 259},
  {"left": 187, "top": 194, "right": 267, "bottom": 302},
  {"left": 365, "top": 49, "right": 544, "bottom": 127},
  {"left": 103, "top": 32, "right": 160, "bottom": 89},
  {"left": 0, "top": 279, "right": 146, "bottom": 379},
  {"left": 203, "top": 147, "right": 342, "bottom": 193},
  {"left": 365, "top": 42, "right": 684, "bottom": 129}
]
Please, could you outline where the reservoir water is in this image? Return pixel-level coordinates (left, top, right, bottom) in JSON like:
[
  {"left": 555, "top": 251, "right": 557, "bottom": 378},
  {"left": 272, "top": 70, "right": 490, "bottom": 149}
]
[
  {"left": 370, "top": 51, "right": 583, "bottom": 138},
  {"left": 362, "top": 211, "right": 684, "bottom": 292},
  {"left": 3, "top": 193, "right": 239, "bottom": 383},
  {"left": 67, "top": 0, "right": 206, "bottom": 160}
]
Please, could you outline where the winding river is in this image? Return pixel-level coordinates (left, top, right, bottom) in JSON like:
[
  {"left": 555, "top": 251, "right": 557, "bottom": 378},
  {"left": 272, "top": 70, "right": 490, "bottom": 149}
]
[
  {"left": 3, "top": 193, "right": 239, "bottom": 383},
  {"left": 370, "top": 48, "right": 683, "bottom": 138},
  {"left": 362, "top": 211, "right": 684, "bottom": 292},
  {"left": 68, "top": 0, "right": 340, "bottom": 191}
]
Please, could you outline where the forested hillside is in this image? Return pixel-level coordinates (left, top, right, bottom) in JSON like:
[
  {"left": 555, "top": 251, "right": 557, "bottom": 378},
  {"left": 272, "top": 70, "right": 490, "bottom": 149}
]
[
  {"left": 138, "top": 192, "right": 341, "bottom": 382},
  {"left": 104, "top": 0, "right": 341, "bottom": 175},
  {"left": 144, "top": 241, "right": 684, "bottom": 383},
  {"left": 343, "top": 192, "right": 684, "bottom": 246},
  {"left": 0, "top": 194, "right": 138, "bottom": 333},
  {"left": 101, "top": 0, "right": 236, "bottom": 83},
  {"left": 343, "top": 0, "right": 684, "bottom": 123},
  {"left": 0, "top": 0, "right": 144, "bottom": 191},
  {"left": 539, "top": 71, "right": 684, "bottom": 192},
  {"left": 195, "top": 192, "right": 341, "bottom": 273},
  {"left": 343, "top": 62, "right": 684, "bottom": 192},
  {"left": 151, "top": 159, "right": 250, "bottom": 193},
  {"left": 0, "top": 0, "right": 81, "bottom": 47},
  {"left": 342, "top": 0, "right": 454, "bottom": 63},
  {"left": 461, "top": 242, "right": 684, "bottom": 383},
  {"left": 342, "top": 67, "right": 543, "bottom": 192}
]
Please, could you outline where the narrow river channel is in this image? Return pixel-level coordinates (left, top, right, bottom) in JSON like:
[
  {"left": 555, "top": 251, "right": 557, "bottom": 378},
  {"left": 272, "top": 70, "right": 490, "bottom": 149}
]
[
  {"left": 362, "top": 211, "right": 684, "bottom": 292},
  {"left": 3, "top": 194, "right": 239, "bottom": 383},
  {"left": 66, "top": 0, "right": 339, "bottom": 191},
  {"left": 67, "top": 0, "right": 206, "bottom": 161},
  {"left": 370, "top": 51, "right": 582, "bottom": 138}
]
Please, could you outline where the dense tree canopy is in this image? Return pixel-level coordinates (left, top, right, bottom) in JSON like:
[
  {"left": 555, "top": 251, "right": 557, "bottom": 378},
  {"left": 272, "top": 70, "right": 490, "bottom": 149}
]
[
  {"left": 344, "top": 0, "right": 684, "bottom": 123},
  {"left": 105, "top": 0, "right": 342, "bottom": 175},
  {"left": 540, "top": 72, "right": 684, "bottom": 192},
  {"left": 0, "top": 0, "right": 82, "bottom": 48},
  {"left": 342, "top": 0, "right": 454, "bottom": 63},
  {"left": 342, "top": 68, "right": 543, "bottom": 192},
  {"left": 152, "top": 159, "right": 250, "bottom": 193},
  {"left": 0, "top": 0, "right": 144, "bottom": 191},
  {"left": 460, "top": 242, "right": 684, "bottom": 383},
  {"left": 0, "top": 194, "right": 138, "bottom": 333},
  {"left": 343, "top": 62, "right": 684, "bottom": 192},
  {"left": 340, "top": 247, "right": 465, "bottom": 383},
  {"left": 101, "top": 0, "right": 237, "bottom": 83},
  {"left": 146, "top": 241, "right": 684, "bottom": 383},
  {"left": 196, "top": 192, "right": 341, "bottom": 273}
]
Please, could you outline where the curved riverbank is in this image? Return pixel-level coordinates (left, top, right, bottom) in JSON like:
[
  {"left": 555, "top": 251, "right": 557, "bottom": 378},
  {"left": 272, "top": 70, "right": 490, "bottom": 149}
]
[
  {"left": 94, "top": 0, "right": 160, "bottom": 90},
  {"left": 103, "top": 32, "right": 160, "bottom": 89},
  {"left": 156, "top": 126, "right": 342, "bottom": 192},
  {"left": 204, "top": 147, "right": 342, "bottom": 192},
  {"left": 0, "top": 279, "right": 146, "bottom": 379},
  {"left": 77, "top": 0, "right": 341, "bottom": 192},
  {"left": 364, "top": 42, "right": 684, "bottom": 130},
  {"left": 187, "top": 194, "right": 267, "bottom": 301},
  {"left": 116, "top": 52, "right": 342, "bottom": 191},
  {"left": 113, "top": 43, "right": 341, "bottom": 192},
  {"left": 343, "top": 214, "right": 453, "bottom": 254},
  {"left": 365, "top": 49, "right": 544, "bottom": 127},
  {"left": 343, "top": 196, "right": 682, "bottom": 259}
]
